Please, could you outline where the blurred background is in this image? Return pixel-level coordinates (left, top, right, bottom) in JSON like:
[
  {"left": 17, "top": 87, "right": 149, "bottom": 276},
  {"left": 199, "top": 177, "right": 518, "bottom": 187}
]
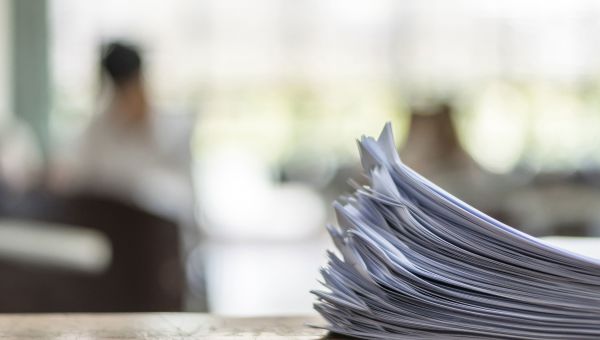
[{"left": 1, "top": 0, "right": 600, "bottom": 316}]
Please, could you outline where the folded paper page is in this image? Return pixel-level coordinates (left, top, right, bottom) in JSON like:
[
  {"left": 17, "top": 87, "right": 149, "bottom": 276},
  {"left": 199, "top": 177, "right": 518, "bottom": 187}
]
[{"left": 312, "top": 123, "right": 600, "bottom": 340}]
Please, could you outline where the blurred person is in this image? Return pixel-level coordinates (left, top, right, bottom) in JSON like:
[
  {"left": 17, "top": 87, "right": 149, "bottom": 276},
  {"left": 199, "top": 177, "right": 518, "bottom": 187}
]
[
  {"left": 52, "top": 41, "right": 206, "bottom": 310},
  {"left": 402, "top": 102, "right": 472, "bottom": 177},
  {"left": 401, "top": 102, "right": 510, "bottom": 220},
  {"left": 53, "top": 41, "right": 199, "bottom": 253}
]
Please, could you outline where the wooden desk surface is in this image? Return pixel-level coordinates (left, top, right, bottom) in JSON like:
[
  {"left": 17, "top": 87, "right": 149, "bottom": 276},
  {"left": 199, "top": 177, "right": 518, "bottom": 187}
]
[{"left": 0, "top": 313, "right": 332, "bottom": 339}]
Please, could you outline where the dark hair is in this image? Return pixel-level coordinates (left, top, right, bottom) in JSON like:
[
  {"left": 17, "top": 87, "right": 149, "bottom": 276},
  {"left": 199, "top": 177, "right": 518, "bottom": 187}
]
[{"left": 101, "top": 41, "right": 142, "bottom": 86}]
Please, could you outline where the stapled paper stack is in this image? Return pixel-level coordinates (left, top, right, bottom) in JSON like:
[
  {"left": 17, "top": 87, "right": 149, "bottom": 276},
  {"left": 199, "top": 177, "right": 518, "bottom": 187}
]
[{"left": 312, "top": 123, "right": 600, "bottom": 339}]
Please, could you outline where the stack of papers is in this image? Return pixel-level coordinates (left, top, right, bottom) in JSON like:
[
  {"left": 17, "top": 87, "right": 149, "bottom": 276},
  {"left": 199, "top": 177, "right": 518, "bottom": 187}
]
[{"left": 312, "top": 123, "right": 600, "bottom": 339}]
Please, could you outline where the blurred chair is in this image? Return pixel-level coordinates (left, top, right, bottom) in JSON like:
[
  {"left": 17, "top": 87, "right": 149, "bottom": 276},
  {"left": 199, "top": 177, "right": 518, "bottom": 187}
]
[{"left": 0, "top": 190, "right": 183, "bottom": 312}]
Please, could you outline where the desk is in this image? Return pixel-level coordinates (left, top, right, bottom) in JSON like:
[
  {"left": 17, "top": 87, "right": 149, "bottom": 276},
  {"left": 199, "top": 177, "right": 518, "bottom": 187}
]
[{"left": 0, "top": 313, "right": 331, "bottom": 339}]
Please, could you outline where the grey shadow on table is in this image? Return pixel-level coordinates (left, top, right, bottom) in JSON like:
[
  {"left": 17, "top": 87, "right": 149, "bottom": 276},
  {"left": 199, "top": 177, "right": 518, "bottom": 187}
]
[{"left": 319, "top": 332, "right": 361, "bottom": 339}]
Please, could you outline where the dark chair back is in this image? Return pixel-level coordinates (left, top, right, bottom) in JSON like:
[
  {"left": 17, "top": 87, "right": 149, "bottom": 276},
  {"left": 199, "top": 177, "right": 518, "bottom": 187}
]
[{"left": 0, "top": 190, "right": 183, "bottom": 312}]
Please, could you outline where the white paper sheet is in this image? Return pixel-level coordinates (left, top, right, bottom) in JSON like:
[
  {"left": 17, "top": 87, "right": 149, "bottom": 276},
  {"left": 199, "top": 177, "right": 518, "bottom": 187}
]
[{"left": 312, "top": 123, "right": 600, "bottom": 339}]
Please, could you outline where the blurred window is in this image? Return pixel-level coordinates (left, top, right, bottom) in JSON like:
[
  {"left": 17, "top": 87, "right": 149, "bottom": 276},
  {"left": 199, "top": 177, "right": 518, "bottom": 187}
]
[
  {"left": 0, "top": 0, "right": 9, "bottom": 121},
  {"left": 50, "top": 0, "right": 600, "bottom": 175}
]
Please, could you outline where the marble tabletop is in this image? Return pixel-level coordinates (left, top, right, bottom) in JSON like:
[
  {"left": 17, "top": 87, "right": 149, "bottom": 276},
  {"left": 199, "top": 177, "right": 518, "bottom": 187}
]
[{"left": 0, "top": 313, "right": 337, "bottom": 339}]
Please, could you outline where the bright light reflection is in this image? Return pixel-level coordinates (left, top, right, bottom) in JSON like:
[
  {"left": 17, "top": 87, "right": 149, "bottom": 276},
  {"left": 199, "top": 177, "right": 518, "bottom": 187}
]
[{"left": 199, "top": 147, "right": 326, "bottom": 241}]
